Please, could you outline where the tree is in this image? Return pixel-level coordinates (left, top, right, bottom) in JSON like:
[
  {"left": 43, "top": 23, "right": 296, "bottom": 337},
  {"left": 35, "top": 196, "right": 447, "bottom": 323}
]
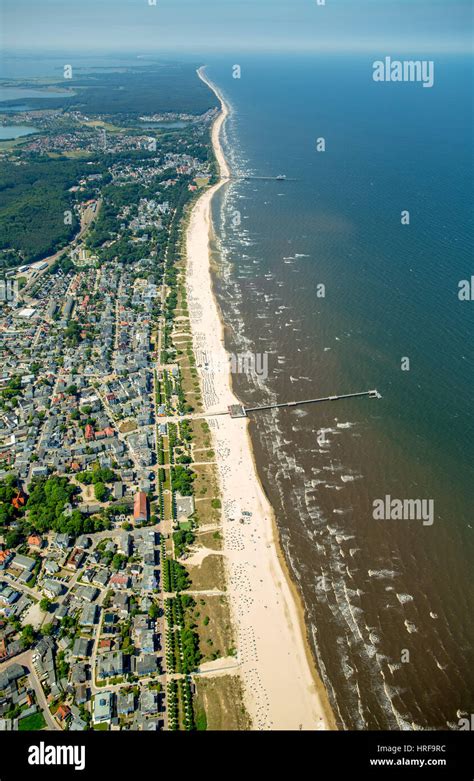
[
  {"left": 0, "top": 474, "right": 18, "bottom": 503},
  {"left": 177, "top": 453, "right": 192, "bottom": 465},
  {"left": 20, "top": 624, "right": 35, "bottom": 649},
  {"left": 148, "top": 602, "right": 159, "bottom": 619},
  {"left": 5, "top": 528, "right": 21, "bottom": 548},
  {"left": 171, "top": 465, "right": 195, "bottom": 496},
  {"left": 57, "top": 651, "right": 69, "bottom": 679},
  {"left": 40, "top": 598, "right": 52, "bottom": 612},
  {"left": 94, "top": 482, "right": 107, "bottom": 502},
  {"left": 26, "top": 476, "right": 77, "bottom": 534},
  {"left": 111, "top": 553, "right": 127, "bottom": 572}
]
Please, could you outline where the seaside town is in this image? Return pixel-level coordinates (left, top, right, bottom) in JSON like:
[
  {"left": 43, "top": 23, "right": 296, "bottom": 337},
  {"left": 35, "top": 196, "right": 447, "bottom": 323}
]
[
  {"left": 0, "top": 57, "right": 336, "bottom": 740},
  {"left": 0, "top": 89, "right": 248, "bottom": 732}
]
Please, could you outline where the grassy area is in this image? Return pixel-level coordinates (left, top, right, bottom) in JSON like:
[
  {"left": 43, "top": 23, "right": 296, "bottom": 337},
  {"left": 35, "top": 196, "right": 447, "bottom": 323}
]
[
  {"left": 193, "top": 497, "right": 221, "bottom": 525},
  {"left": 163, "top": 492, "right": 173, "bottom": 520},
  {"left": 194, "top": 676, "right": 251, "bottom": 731},
  {"left": 175, "top": 358, "right": 201, "bottom": 411},
  {"left": 188, "top": 554, "right": 226, "bottom": 591},
  {"left": 80, "top": 119, "right": 124, "bottom": 132},
  {"left": 46, "top": 150, "right": 93, "bottom": 159},
  {"left": 194, "top": 705, "right": 207, "bottom": 731},
  {"left": 188, "top": 420, "right": 212, "bottom": 451},
  {"left": 196, "top": 530, "right": 223, "bottom": 551},
  {"left": 118, "top": 420, "right": 137, "bottom": 433},
  {"left": 193, "top": 463, "right": 219, "bottom": 499},
  {"left": 18, "top": 712, "right": 47, "bottom": 730},
  {"left": 192, "top": 595, "right": 235, "bottom": 661},
  {"left": 191, "top": 447, "right": 215, "bottom": 464},
  {"left": 0, "top": 136, "right": 32, "bottom": 151}
]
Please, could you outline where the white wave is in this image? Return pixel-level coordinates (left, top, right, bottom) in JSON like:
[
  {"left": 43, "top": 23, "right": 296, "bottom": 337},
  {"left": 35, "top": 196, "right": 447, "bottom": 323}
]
[{"left": 396, "top": 593, "right": 414, "bottom": 605}]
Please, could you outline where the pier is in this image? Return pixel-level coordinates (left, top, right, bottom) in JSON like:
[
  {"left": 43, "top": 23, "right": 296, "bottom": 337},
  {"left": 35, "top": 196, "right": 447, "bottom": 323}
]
[
  {"left": 228, "top": 389, "right": 381, "bottom": 418},
  {"left": 231, "top": 175, "right": 297, "bottom": 182}
]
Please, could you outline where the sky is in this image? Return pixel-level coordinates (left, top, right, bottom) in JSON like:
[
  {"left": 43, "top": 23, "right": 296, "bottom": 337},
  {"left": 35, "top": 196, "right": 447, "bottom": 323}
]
[{"left": 1, "top": 0, "right": 472, "bottom": 55}]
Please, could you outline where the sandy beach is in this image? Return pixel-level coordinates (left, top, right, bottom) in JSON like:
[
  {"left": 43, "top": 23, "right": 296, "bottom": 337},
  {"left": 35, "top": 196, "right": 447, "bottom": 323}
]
[{"left": 184, "top": 67, "right": 335, "bottom": 730}]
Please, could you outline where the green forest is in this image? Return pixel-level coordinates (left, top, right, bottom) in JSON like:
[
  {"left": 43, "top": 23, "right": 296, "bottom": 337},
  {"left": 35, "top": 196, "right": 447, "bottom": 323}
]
[
  {"left": 2, "top": 63, "right": 218, "bottom": 117},
  {"left": 0, "top": 158, "right": 98, "bottom": 266}
]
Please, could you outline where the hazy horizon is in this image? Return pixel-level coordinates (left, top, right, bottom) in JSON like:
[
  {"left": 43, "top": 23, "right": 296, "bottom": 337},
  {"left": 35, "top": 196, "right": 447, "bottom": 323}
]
[{"left": 1, "top": 0, "right": 472, "bottom": 55}]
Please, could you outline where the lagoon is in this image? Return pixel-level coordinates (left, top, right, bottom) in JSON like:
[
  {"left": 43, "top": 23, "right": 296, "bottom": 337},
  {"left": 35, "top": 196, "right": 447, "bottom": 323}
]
[
  {"left": 0, "top": 86, "right": 73, "bottom": 101},
  {"left": 0, "top": 125, "right": 39, "bottom": 139}
]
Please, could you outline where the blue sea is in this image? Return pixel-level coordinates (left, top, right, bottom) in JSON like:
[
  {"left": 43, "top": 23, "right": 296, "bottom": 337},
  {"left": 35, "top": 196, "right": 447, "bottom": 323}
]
[{"left": 206, "top": 54, "right": 474, "bottom": 729}]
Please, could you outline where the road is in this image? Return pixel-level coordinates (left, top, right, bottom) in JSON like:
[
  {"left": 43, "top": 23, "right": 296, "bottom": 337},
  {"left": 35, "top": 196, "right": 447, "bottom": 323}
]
[
  {"left": 19, "top": 199, "right": 102, "bottom": 301},
  {"left": 0, "top": 650, "right": 59, "bottom": 730}
]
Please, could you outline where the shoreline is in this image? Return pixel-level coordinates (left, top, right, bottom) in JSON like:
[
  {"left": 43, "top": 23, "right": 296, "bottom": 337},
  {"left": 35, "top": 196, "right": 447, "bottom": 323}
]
[{"left": 185, "top": 66, "right": 336, "bottom": 729}]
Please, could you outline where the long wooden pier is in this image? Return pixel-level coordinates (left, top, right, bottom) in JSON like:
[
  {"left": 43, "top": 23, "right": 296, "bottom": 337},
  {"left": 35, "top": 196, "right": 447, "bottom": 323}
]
[
  {"left": 231, "top": 175, "right": 297, "bottom": 182},
  {"left": 228, "top": 389, "right": 381, "bottom": 418}
]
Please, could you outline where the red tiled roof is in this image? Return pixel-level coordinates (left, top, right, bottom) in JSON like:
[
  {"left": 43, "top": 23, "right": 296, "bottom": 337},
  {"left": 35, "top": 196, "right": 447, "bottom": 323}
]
[
  {"left": 57, "top": 704, "right": 71, "bottom": 720},
  {"left": 133, "top": 491, "right": 148, "bottom": 521},
  {"left": 12, "top": 491, "right": 26, "bottom": 510}
]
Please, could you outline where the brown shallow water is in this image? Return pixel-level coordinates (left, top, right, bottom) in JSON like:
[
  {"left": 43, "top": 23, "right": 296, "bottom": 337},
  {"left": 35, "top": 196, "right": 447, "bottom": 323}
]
[
  {"left": 210, "top": 188, "right": 474, "bottom": 730},
  {"left": 206, "top": 53, "right": 473, "bottom": 730}
]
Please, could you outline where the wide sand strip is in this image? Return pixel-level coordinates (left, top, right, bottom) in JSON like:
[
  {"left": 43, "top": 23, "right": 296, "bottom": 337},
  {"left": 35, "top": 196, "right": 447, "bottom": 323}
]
[{"left": 185, "top": 67, "right": 333, "bottom": 730}]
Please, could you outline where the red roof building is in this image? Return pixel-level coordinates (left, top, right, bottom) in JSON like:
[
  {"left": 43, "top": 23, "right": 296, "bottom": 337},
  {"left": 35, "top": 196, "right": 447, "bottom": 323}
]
[
  {"left": 66, "top": 548, "right": 84, "bottom": 570},
  {"left": 95, "top": 426, "right": 115, "bottom": 440},
  {"left": 0, "top": 550, "right": 13, "bottom": 569},
  {"left": 27, "top": 533, "right": 42, "bottom": 549},
  {"left": 56, "top": 704, "right": 71, "bottom": 721},
  {"left": 85, "top": 424, "right": 95, "bottom": 441},
  {"left": 133, "top": 491, "right": 148, "bottom": 523},
  {"left": 12, "top": 491, "right": 26, "bottom": 510},
  {"left": 109, "top": 573, "right": 129, "bottom": 589}
]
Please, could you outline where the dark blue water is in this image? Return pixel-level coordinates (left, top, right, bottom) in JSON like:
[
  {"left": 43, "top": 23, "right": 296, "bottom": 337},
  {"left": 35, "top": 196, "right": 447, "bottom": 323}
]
[{"left": 207, "top": 54, "right": 474, "bottom": 729}]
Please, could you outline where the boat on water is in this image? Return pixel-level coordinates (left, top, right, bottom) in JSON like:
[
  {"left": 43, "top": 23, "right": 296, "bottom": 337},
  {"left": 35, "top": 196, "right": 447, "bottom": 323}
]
[{"left": 276, "top": 174, "right": 286, "bottom": 180}]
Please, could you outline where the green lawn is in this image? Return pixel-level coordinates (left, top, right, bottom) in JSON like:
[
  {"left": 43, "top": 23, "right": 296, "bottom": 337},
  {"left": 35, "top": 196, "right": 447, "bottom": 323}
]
[{"left": 18, "top": 712, "right": 47, "bottom": 731}]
